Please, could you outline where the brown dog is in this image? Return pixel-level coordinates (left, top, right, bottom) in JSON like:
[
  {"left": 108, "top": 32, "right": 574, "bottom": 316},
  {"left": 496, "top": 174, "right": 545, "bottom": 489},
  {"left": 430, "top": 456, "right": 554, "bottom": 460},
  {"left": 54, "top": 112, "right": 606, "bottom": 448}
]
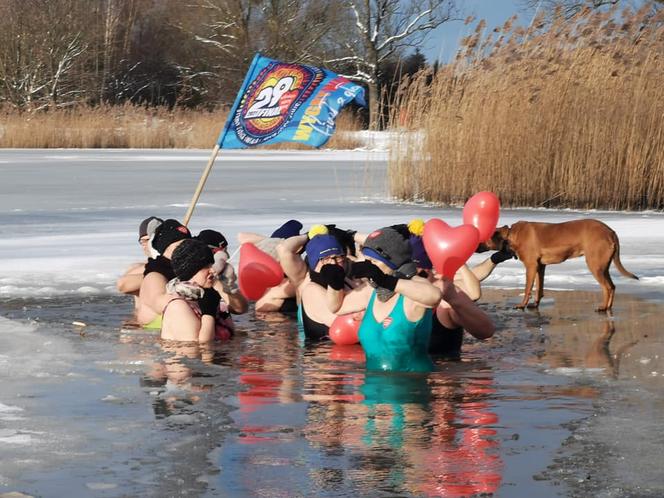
[{"left": 483, "top": 219, "right": 638, "bottom": 312}]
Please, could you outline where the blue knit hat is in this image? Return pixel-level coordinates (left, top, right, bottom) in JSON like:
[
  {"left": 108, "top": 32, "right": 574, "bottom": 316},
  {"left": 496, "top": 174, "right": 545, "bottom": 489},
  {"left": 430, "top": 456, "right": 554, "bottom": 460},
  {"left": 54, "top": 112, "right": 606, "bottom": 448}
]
[{"left": 305, "top": 235, "right": 344, "bottom": 270}]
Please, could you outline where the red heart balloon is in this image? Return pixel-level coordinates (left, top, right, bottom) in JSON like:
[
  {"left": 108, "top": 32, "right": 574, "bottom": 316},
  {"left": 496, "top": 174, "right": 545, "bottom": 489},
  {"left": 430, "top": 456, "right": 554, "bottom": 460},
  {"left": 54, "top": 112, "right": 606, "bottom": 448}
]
[
  {"left": 462, "top": 191, "right": 500, "bottom": 242},
  {"left": 329, "top": 314, "right": 361, "bottom": 345},
  {"left": 423, "top": 219, "right": 480, "bottom": 278},
  {"left": 238, "top": 243, "right": 283, "bottom": 300}
]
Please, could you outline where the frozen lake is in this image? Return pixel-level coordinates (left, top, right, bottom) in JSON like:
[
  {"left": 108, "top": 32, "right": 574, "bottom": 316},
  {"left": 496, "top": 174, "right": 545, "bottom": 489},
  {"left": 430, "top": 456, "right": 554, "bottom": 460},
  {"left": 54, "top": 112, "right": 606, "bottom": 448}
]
[
  {"left": 1, "top": 149, "right": 664, "bottom": 498},
  {"left": 0, "top": 149, "right": 662, "bottom": 300}
]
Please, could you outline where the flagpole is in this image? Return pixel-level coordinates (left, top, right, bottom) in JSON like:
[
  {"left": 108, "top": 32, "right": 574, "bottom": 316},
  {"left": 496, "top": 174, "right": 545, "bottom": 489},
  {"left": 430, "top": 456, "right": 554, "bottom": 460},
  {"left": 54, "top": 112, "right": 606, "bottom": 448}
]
[
  {"left": 183, "top": 144, "right": 220, "bottom": 226},
  {"left": 182, "top": 53, "right": 263, "bottom": 227}
]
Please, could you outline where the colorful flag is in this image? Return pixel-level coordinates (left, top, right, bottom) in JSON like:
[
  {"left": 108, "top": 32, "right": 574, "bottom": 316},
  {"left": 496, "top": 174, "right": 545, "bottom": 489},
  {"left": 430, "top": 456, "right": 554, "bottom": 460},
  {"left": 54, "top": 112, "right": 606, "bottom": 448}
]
[{"left": 217, "top": 54, "right": 366, "bottom": 149}]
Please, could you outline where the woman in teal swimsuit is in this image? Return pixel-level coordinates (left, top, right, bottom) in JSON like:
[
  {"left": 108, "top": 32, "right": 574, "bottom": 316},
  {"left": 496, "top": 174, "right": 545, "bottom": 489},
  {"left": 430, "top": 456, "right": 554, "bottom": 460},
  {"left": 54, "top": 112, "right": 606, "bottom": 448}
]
[{"left": 329, "top": 227, "right": 443, "bottom": 372}]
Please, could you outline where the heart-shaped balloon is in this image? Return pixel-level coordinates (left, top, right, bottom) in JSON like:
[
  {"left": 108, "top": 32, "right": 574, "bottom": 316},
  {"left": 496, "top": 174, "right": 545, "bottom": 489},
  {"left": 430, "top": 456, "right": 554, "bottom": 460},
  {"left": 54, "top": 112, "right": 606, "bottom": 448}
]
[
  {"left": 329, "top": 314, "right": 361, "bottom": 345},
  {"left": 462, "top": 191, "right": 500, "bottom": 242},
  {"left": 423, "top": 219, "right": 480, "bottom": 278},
  {"left": 238, "top": 243, "right": 283, "bottom": 300}
]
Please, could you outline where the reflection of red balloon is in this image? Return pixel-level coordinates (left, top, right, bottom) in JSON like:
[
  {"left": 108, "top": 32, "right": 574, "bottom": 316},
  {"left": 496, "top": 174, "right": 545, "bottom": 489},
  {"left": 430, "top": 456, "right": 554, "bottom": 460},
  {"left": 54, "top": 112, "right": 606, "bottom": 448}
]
[
  {"left": 462, "top": 191, "right": 500, "bottom": 242},
  {"left": 423, "top": 219, "right": 480, "bottom": 278},
  {"left": 238, "top": 243, "right": 283, "bottom": 300},
  {"left": 329, "top": 343, "right": 366, "bottom": 363},
  {"left": 329, "top": 314, "right": 360, "bottom": 345}
]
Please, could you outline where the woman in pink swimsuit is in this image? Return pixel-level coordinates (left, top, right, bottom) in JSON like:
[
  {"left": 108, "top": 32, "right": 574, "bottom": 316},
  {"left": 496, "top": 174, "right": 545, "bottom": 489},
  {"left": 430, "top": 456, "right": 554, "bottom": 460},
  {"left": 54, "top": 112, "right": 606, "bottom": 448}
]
[{"left": 161, "top": 238, "right": 234, "bottom": 343}]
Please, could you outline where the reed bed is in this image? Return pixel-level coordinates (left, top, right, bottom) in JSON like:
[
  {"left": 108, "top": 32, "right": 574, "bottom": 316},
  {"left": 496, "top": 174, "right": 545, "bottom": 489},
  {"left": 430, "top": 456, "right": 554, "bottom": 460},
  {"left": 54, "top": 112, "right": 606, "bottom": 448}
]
[
  {"left": 390, "top": 4, "right": 664, "bottom": 211},
  {"left": 0, "top": 103, "right": 362, "bottom": 150}
]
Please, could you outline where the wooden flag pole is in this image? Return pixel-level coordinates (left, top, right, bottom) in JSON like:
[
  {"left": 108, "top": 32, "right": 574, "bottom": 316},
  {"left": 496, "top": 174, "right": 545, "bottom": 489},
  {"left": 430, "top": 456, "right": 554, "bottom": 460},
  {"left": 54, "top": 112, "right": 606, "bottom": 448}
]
[{"left": 183, "top": 144, "right": 220, "bottom": 226}]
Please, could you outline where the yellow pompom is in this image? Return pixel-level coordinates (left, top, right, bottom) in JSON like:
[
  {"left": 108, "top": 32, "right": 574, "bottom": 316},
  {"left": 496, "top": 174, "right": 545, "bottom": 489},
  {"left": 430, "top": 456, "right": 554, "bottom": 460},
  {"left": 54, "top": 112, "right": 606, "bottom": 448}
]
[
  {"left": 308, "top": 224, "right": 329, "bottom": 239},
  {"left": 408, "top": 218, "right": 425, "bottom": 236}
]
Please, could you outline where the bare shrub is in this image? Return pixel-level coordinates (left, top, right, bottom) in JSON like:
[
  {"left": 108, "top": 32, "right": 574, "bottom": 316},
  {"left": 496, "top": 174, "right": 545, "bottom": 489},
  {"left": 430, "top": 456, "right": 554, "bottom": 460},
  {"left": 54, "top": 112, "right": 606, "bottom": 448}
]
[
  {"left": 0, "top": 104, "right": 363, "bottom": 150},
  {"left": 389, "top": 3, "right": 664, "bottom": 210}
]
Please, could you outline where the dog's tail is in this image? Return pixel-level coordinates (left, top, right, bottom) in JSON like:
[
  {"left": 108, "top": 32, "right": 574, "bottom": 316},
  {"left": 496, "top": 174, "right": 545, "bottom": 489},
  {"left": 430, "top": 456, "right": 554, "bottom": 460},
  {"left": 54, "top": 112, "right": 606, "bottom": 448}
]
[{"left": 612, "top": 235, "right": 638, "bottom": 280}]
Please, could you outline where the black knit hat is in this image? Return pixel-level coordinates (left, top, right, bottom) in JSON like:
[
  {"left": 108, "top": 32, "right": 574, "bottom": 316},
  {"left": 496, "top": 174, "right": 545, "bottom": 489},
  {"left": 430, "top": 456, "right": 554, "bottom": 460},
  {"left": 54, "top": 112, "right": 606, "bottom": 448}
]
[
  {"left": 171, "top": 239, "right": 214, "bottom": 281},
  {"left": 196, "top": 229, "right": 228, "bottom": 250},
  {"left": 361, "top": 227, "right": 412, "bottom": 270},
  {"left": 270, "top": 219, "right": 302, "bottom": 239},
  {"left": 138, "top": 216, "right": 163, "bottom": 241},
  {"left": 151, "top": 219, "right": 191, "bottom": 255}
]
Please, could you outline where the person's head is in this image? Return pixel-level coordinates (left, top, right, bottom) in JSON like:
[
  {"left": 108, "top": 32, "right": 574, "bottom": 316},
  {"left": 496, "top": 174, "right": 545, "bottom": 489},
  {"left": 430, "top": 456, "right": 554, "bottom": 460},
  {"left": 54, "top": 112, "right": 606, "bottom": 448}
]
[
  {"left": 270, "top": 219, "right": 302, "bottom": 239},
  {"left": 196, "top": 229, "right": 230, "bottom": 274},
  {"left": 138, "top": 216, "right": 163, "bottom": 257},
  {"left": 171, "top": 239, "right": 215, "bottom": 287},
  {"left": 151, "top": 219, "right": 191, "bottom": 258},
  {"left": 305, "top": 234, "right": 345, "bottom": 272},
  {"left": 361, "top": 227, "right": 412, "bottom": 274},
  {"left": 196, "top": 229, "right": 228, "bottom": 255}
]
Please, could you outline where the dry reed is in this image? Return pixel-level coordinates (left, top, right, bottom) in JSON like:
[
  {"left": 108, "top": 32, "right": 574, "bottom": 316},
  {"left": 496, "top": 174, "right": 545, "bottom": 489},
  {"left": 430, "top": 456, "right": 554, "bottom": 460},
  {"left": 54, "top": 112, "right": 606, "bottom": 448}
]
[
  {"left": 389, "top": 4, "right": 664, "bottom": 211},
  {"left": 0, "top": 103, "right": 363, "bottom": 150}
]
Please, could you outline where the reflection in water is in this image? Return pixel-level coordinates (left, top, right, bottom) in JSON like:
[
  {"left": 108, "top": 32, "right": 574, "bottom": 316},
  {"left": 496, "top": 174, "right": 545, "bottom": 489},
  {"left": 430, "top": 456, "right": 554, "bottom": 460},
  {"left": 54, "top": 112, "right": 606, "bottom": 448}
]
[
  {"left": 536, "top": 317, "right": 640, "bottom": 380},
  {"left": 140, "top": 340, "right": 217, "bottom": 419},
  {"left": 212, "top": 313, "right": 503, "bottom": 497}
]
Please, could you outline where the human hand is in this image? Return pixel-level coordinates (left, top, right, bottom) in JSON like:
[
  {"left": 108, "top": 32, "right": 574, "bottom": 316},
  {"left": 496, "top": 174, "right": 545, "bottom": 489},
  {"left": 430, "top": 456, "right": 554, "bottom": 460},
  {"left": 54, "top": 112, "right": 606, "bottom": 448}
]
[
  {"left": 143, "top": 256, "right": 172, "bottom": 277},
  {"left": 220, "top": 263, "right": 239, "bottom": 294},
  {"left": 198, "top": 288, "right": 221, "bottom": 316},
  {"left": 490, "top": 244, "right": 516, "bottom": 264},
  {"left": 211, "top": 250, "right": 228, "bottom": 277},
  {"left": 350, "top": 261, "right": 398, "bottom": 291},
  {"left": 319, "top": 263, "right": 346, "bottom": 291}
]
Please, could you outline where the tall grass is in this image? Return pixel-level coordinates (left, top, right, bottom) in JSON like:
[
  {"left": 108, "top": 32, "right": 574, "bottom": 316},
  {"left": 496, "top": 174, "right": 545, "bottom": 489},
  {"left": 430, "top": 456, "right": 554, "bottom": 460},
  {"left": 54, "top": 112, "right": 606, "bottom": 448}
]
[
  {"left": 0, "top": 103, "right": 363, "bottom": 149},
  {"left": 390, "top": 4, "right": 664, "bottom": 211}
]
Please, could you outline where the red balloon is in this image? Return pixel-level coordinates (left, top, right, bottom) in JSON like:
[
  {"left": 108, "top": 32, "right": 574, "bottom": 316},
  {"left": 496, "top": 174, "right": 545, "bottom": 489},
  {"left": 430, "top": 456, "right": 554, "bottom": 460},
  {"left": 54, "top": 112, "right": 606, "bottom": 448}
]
[
  {"left": 462, "top": 191, "right": 500, "bottom": 242},
  {"left": 238, "top": 243, "right": 283, "bottom": 300},
  {"left": 423, "top": 219, "right": 480, "bottom": 278},
  {"left": 329, "top": 314, "right": 360, "bottom": 345}
]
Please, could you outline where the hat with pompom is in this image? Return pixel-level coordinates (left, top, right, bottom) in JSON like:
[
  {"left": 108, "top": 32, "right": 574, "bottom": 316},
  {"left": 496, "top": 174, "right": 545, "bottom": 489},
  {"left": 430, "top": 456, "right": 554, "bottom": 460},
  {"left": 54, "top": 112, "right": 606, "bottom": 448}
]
[{"left": 361, "top": 227, "right": 412, "bottom": 270}]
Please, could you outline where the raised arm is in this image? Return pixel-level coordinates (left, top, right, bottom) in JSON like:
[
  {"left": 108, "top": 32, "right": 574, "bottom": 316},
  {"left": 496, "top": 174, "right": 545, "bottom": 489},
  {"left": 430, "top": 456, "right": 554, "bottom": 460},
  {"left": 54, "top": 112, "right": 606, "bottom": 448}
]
[
  {"left": 438, "top": 277, "right": 495, "bottom": 340},
  {"left": 116, "top": 262, "right": 145, "bottom": 295},
  {"left": 453, "top": 264, "right": 481, "bottom": 301},
  {"left": 276, "top": 234, "right": 308, "bottom": 286}
]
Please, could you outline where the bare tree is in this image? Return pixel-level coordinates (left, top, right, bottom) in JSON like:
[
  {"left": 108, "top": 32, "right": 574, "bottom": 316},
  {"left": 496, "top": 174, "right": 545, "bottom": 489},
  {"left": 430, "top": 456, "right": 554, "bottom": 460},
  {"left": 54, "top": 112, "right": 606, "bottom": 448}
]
[
  {"left": 0, "top": 0, "right": 90, "bottom": 109},
  {"left": 179, "top": 0, "right": 345, "bottom": 104},
  {"left": 324, "top": 0, "right": 457, "bottom": 129}
]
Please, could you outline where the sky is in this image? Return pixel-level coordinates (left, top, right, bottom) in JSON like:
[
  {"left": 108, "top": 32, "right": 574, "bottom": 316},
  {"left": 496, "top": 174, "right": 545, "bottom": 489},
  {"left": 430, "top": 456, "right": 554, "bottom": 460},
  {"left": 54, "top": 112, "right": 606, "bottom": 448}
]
[{"left": 422, "top": 0, "right": 525, "bottom": 63}]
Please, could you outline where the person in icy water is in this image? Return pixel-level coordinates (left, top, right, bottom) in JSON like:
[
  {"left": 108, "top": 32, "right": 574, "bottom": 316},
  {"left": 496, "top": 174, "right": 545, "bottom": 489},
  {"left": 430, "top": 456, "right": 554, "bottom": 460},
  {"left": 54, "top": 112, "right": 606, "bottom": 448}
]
[
  {"left": 236, "top": 219, "right": 303, "bottom": 313},
  {"left": 136, "top": 219, "right": 192, "bottom": 328},
  {"left": 116, "top": 216, "right": 163, "bottom": 309},
  {"left": 275, "top": 225, "right": 366, "bottom": 340},
  {"left": 325, "top": 227, "right": 443, "bottom": 372},
  {"left": 160, "top": 238, "right": 235, "bottom": 342},
  {"left": 408, "top": 234, "right": 495, "bottom": 360},
  {"left": 195, "top": 228, "right": 248, "bottom": 316}
]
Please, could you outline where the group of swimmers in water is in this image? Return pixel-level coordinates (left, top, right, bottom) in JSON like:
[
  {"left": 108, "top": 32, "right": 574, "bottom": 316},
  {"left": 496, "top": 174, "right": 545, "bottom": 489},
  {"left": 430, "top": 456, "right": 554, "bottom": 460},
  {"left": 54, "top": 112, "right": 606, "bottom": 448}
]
[{"left": 117, "top": 217, "right": 516, "bottom": 371}]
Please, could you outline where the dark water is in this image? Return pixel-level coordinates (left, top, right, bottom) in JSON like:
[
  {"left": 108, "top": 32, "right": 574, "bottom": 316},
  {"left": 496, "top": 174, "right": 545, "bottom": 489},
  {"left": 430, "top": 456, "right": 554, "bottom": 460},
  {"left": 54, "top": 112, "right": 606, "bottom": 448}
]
[{"left": 0, "top": 293, "right": 609, "bottom": 498}]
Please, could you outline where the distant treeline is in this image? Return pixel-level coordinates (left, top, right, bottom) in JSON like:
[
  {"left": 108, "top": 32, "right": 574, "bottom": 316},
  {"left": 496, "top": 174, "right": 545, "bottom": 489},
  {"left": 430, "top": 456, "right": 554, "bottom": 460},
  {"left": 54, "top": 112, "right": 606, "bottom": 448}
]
[
  {"left": 0, "top": 0, "right": 437, "bottom": 122},
  {"left": 389, "top": 4, "right": 664, "bottom": 211}
]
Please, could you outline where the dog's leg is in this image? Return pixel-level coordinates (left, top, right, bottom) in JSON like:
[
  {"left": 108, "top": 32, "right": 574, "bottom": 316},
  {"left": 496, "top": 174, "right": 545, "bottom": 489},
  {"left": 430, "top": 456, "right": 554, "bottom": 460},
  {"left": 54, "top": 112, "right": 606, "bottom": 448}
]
[
  {"left": 516, "top": 263, "right": 537, "bottom": 310},
  {"left": 588, "top": 261, "right": 615, "bottom": 312},
  {"left": 529, "top": 263, "right": 546, "bottom": 308}
]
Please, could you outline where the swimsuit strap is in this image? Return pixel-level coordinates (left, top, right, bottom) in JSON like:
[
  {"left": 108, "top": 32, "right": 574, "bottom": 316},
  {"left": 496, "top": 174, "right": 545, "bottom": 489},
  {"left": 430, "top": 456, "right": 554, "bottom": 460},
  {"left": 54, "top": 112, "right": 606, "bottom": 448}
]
[{"left": 162, "top": 297, "right": 201, "bottom": 318}]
